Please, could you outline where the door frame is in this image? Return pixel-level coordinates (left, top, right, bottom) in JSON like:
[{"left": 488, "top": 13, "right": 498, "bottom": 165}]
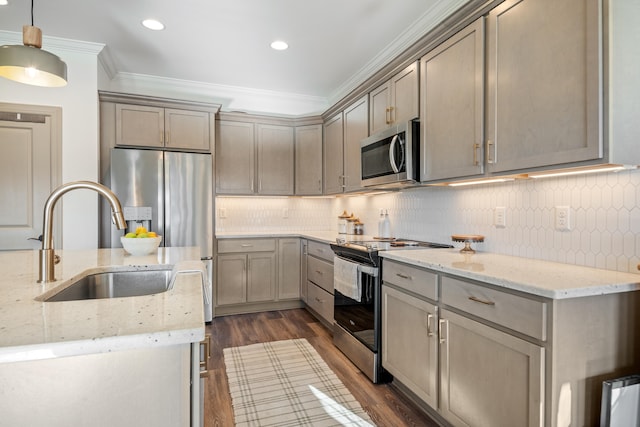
[{"left": 0, "top": 102, "right": 63, "bottom": 247}]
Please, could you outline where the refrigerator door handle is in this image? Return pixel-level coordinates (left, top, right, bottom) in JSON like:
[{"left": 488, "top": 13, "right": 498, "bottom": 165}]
[{"left": 163, "top": 152, "right": 171, "bottom": 247}]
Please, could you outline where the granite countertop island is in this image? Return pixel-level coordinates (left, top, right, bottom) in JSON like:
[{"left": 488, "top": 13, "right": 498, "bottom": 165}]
[{"left": 0, "top": 247, "right": 205, "bottom": 363}]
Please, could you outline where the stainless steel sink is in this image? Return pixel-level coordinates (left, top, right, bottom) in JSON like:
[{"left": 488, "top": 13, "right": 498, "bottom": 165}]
[{"left": 45, "top": 269, "right": 172, "bottom": 302}]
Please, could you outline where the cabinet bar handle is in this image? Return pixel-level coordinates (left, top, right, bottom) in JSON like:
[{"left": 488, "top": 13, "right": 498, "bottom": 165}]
[
  {"left": 315, "top": 297, "right": 324, "bottom": 303},
  {"left": 240, "top": 244, "right": 253, "bottom": 247},
  {"left": 396, "top": 273, "right": 412, "bottom": 280},
  {"left": 315, "top": 270, "right": 323, "bottom": 275},
  {"left": 385, "top": 107, "right": 391, "bottom": 124},
  {"left": 200, "top": 334, "right": 211, "bottom": 378},
  {"left": 426, "top": 314, "right": 434, "bottom": 337},
  {"left": 487, "top": 140, "right": 496, "bottom": 164},
  {"left": 473, "top": 143, "right": 480, "bottom": 166},
  {"left": 439, "top": 319, "right": 446, "bottom": 344},
  {"left": 468, "top": 296, "right": 496, "bottom": 306},
  {"left": 166, "top": 130, "right": 170, "bottom": 144},
  {"left": 160, "top": 130, "right": 164, "bottom": 144}
]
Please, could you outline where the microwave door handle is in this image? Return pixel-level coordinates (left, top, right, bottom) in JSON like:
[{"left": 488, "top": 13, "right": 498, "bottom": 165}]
[
  {"left": 389, "top": 135, "right": 400, "bottom": 173},
  {"left": 398, "top": 135, "right": 406, "bottom": 170}
]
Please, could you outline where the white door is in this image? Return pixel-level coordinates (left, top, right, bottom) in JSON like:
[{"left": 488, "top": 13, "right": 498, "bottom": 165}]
[{"left": 0, "top": 106, "right": 60, "bottom": 250}]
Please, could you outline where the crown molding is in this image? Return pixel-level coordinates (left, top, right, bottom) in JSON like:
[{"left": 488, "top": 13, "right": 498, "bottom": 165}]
[
  {"left": 0, "top": 30, "right": 104, "bottom": 55},
  {"left": 105, "top": 72, "right": 330, "bottom": 117}
]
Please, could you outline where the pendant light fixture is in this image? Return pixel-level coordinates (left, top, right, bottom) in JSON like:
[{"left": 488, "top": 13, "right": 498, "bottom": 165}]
[{"left": 0, "top": 0, "right": 67, "bottom": 87}]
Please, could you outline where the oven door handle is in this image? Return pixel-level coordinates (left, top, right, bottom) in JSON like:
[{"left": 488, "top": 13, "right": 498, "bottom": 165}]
[{"left": 333, "top": 255, "right": 379, "bottom": 276}]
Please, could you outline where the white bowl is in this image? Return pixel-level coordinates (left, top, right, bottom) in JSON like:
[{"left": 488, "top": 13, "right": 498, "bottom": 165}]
[{"left": 120, "top": 236, "right": 162, "bottom": 256}]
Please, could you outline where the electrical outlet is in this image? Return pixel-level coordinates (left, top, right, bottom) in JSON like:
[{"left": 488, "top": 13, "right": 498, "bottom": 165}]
[
  {"left": 555, "top": 206, "right": 571, "bottom": 231},
  {"left": 494, "top": 207, "right": 506, "bottom": 228},
  {"left": 282, "top": 208, "right": 289, "bottom": 218},
  {"left": 218, "top": 208, "right": 227, "bottom": 219}
]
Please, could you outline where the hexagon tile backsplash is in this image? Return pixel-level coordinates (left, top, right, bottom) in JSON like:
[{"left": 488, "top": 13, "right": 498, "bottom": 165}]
[{"left": 216, "top": 168, "right": 640, "bottom": 274}]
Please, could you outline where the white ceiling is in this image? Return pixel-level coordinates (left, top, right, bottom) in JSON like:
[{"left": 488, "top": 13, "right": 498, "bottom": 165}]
[{"left": 0, "top": 0, "right": 467, "bottom": 115}]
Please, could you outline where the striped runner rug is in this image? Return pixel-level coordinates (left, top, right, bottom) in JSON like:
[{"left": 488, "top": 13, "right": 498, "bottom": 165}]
[{"left": 223, "top": 338, "right": 375, "bottom": 427}]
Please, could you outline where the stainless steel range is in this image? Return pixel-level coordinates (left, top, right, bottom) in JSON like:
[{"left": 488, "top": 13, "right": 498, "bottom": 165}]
[{"left": 330, "top": 237, "right": 452, "bottom": 383}]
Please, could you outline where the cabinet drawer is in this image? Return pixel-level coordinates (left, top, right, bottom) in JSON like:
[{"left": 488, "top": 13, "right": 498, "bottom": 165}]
[
  {"left": 307, "top": 256, "right": 333, "bottom": 294},
  {"left": 307, "top": 281, "right": 334, "bottom": 324},
  {"left": 217, "top": 238, "right": 276, "bottom": 253},
  {"left": 441, "top": 276, "right": 547, "bottom": 341},
  {"left": 382, "top": 260, "right": 438, "bottom": 301},
  {"left": 307, "top": 241, "right": 333, "bottom": 262}
]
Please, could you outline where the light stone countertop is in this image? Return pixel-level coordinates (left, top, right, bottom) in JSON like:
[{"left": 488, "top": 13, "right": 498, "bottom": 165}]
[
  {"left": 216, "top": 230, "right": 338, "bottom": 245},
  {"left": 0, "top": 247, "right": 205, "bottom": 364},
  {"left": 380, "top": 249, "right": 640, "bottom": 299}
]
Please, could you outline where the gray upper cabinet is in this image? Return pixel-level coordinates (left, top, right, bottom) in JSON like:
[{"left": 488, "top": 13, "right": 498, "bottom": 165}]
[
  {"left": 256, "top": 124, "right": 294, "bottom": 195},
  {"left": 114, "top": 103, "right": 212, "bottom": 152},
  {"left": 215, "top": 116, "right": 295, "bottom": 196},
  {"left": 295, "top": 124, "right": 323, "bottom": 195},
  {"left": 485, "top": 0, "right": 601, "bottom": 173},
  {"left": 420, "top": 18, "right": 485, "bottom": 182},
  {"left": 323, "top": 112, "right": 344, "bottom": 195},
  {"left": 343, "top": 95, "right": 368, "bottom": 193},
  {"left": 323, "top": 96, "right": 368, "bottom": 195},
  {"left": 369, "top": 61, "right": 419, "bottom": 135},
  {"left": 215, "top": 120, "right": 255, "bottom": 195}
]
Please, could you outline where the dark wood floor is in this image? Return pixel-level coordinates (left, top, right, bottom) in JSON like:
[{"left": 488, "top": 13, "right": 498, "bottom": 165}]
[{"left": 204, "top": 308, "right": 440, "bottom": 427}]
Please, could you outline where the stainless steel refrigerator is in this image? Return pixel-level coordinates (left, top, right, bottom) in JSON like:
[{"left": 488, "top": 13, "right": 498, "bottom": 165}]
[{"left": 101, "top": 148, "right": 213, "bottom": 321}]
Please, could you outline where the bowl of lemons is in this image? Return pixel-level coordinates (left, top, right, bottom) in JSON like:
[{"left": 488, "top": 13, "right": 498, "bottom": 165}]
[{"left": 120, "top": 227, "right": 162, "bottom": 256}]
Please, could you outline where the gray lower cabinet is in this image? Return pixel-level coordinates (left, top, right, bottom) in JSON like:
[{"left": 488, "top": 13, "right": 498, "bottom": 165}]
[
  {"left": 381, "top": 285, "right": 438, "bottom": 408},
  {"left": 216, "top": 238, "right": 276, "bottom": 306},
  {"left": 439, "top": 308, "right": 544, "bottom": 427},
  {"left": 278, "top": 238, "right": 301, "bottom": 300},
  {"left": 304, "top": 240, "right": 334, "bottom": 326},
  {"left": 382, "top": 258, "right": 640, "bottom": 427}
]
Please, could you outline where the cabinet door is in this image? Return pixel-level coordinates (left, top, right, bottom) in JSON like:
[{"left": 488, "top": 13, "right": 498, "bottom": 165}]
[
  {"left": 300, "top": 240, "right": 308, "bottom": 303},
  {"left": 164, "top": 109, "right": 210, "bottom": 151},
  {"left": 216, "top": 254, "right": 247, "bottom": 306},
  {"left": 257, "top": 124, "right": 294, "bottom": 195},
  {"left": 215, "top": 121, "right": 255, "bottom": 194},
  {"left": 369, "top": 82, "right": 391, "bottom": 135},
  {"left": 381, "top": 285, "right": 438, "bottom": 408},
  {"left": 278, "top": 238, "right": 301, "bottom": 300},
  {"left": 390, "top": 61, "right": 419, "bottom": 126},
  {"left": 247, "top": 252, "right": 276, "bottom": 302},
  {"left": 439, "top": 309, "right": 544, "bottom": 427},
  {"left": 343, "top": 95, "right": 368, "bottom": 193},
  {"left": 295, "top": 125, "right": 323, "bottom": 195},
  {"left": 323, "top": 112, "right": 344, "bottom": 194},
  {"left": 115, "top": 104, "right": 164, "bottom": 148},
  {"left": 486, "top": 0, "right": 601, "bottom": 173},
  {"left": 421, "top": 19, "right": 484, "bottom": 181}
]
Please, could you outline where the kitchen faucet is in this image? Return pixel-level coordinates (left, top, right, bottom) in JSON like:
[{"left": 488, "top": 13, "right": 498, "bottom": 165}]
[{"left": 38, "top": 181, "right": 127, "bottom": 283}]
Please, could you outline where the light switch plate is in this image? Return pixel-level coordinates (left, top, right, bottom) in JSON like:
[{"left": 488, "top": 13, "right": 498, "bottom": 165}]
[
  {"left": 555, "top": 206, "right": 571, "bottom": 231},
  {"left": 218, "top": 208, "right": 227, "bottom": 219},
  {"left": 494, "top": 207, "right": 506, "bottom": 228}
]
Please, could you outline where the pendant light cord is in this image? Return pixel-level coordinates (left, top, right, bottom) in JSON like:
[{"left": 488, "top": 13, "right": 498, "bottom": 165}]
[{"left": 31, "top": 0, "right": 34, "bottom": 26}]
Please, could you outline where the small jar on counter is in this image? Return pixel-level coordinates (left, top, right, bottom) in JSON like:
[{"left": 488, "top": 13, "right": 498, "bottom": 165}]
[
  {"left": 338, "top": 210, "right": 349, "bottom": 234},
  {"left": 346, "top": 213, "right": 357, "bottom": 234},
  {"left": 354, "top": 219, "right": 364, "bottom": 235}
]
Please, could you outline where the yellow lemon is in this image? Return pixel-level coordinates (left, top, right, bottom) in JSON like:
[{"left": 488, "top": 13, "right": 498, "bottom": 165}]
[
  {"left": 147, "top": 231, "right": 157, "bottom": 237},
  {"left": 135, "top": 226, "right": 148, "bottom": 235}
]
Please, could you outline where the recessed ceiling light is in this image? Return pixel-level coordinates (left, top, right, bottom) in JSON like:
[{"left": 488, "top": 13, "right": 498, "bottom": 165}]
[
  {"left": 0, "top": 0, "right": 9, "bottom": 6},
  {"left": 142, "top": 19, "right": 165, "bottom": 31},
  {"left": 270, "top": 40, "right": 288, "bottom": 51}
]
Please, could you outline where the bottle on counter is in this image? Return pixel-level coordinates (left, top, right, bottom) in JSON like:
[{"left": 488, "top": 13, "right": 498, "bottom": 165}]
[
  {"left": 378, "top": 209, "right": 385, "bottom": 238},
  {"left": 380, "top": 209, "right": 391, "bottom": 238}
]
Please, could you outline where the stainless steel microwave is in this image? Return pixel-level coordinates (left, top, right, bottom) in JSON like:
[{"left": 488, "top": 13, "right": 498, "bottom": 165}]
[{"left": 360, "top": 120, "right": 419, "bottom": 188}]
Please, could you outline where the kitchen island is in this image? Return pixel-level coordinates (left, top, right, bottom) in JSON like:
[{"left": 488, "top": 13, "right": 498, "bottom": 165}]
[{"left": 0, "top": 247, "right": 206, "bottom": 427}]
